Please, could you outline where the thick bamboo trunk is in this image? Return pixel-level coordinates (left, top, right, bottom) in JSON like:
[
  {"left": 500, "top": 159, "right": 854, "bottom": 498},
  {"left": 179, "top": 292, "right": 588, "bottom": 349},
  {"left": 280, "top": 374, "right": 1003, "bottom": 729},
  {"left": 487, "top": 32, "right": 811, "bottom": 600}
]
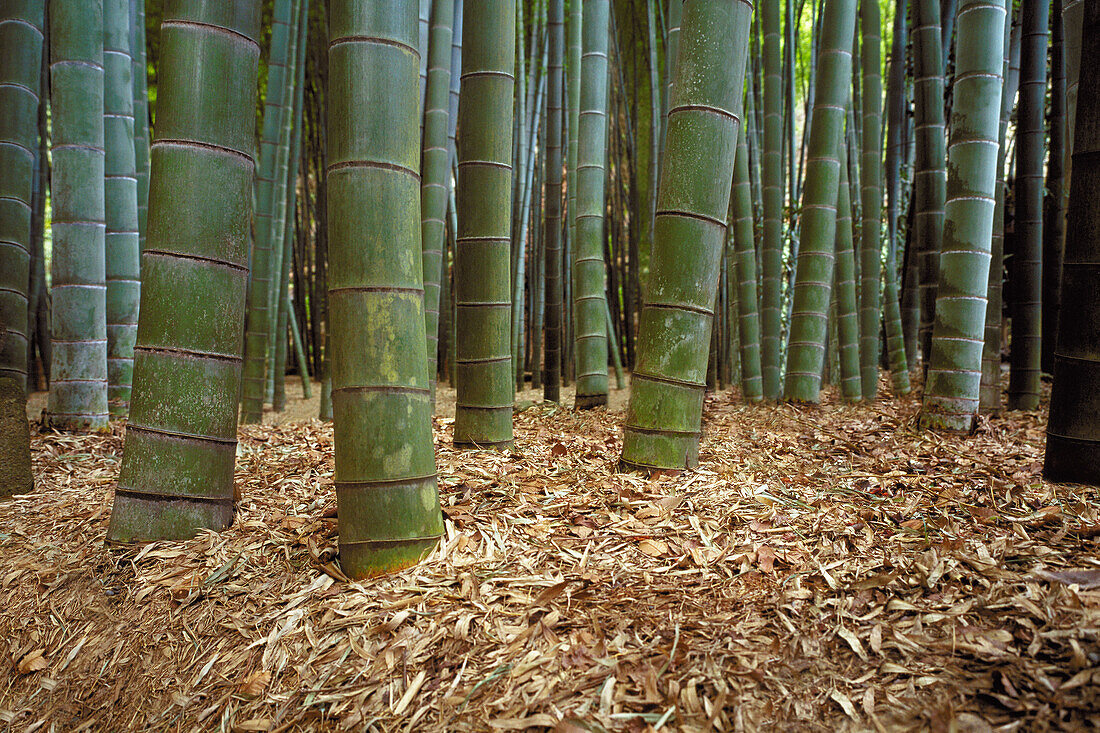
[
  {"left": 326, "top": 0, "right": 443, "bottom": 576},
  {"left": 1044, "top": 0, "right": 1100, "bottom": 485},
  {"left": 0, "top": 2, "right": 44, "bottom": 393},
  {"left": 107, "top": 0, "right": 260, "bottom": 541},
  {"left": 920, "top": 0, "right": 1006, "bottom": 432},
  {"left": 621, "top": 0, "right": 752, "bottom": 470},
  {"left": 453, "top": 0, "right": 516, "bottom": 448}
]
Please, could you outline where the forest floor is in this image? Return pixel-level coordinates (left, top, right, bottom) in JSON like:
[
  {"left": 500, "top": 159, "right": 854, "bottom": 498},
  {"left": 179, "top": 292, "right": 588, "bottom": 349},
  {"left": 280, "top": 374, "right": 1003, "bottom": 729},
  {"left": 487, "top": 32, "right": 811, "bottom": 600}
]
[{"left": 4, "top": 374, "right": 1100, "bottom": 731}]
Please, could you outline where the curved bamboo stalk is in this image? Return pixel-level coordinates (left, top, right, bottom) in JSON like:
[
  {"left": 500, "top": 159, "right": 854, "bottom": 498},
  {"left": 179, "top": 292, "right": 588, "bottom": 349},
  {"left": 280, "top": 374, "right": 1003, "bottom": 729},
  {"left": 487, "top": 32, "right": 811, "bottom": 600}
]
[
  {"left": 453, "top": 0, "right": 516, "bottom": 448},
  {"left": 782, "top": 0, "right": 858, "bottom": 403},
  {"left": 621, "top": 0, "right": 753, "bottom": 470},
  {"left": 48, "top": 0, "right": 109, "bottom": 430},
  {"left": 326, "top": 0, "right": 443, "bottom": 576},
  {"left": 107, "top": 0, "right": 261, "bottom": 541},
  {"left": 0, "top": 2, "right": 44, "bottom": 393},
  {"left": 920, "top": 0, "right": 1006, "bottom": 432}
]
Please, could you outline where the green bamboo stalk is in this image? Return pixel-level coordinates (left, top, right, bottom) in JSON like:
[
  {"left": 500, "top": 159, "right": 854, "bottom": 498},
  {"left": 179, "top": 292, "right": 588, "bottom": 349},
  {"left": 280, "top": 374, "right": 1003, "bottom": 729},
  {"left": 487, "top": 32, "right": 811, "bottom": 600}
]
[
  {"left": 565, "top": 0, "right": 581, "bottom": 388},
  {"left": 48, "top": 0, "right": 109, "bottom": 430},
  {"left": 621, "top": 0, "right": 753, "bottom": 470},
  {"left": 264, "top": 0, "right": 304, "bottom": 405},
  {"left": 130, "top": 0, "right": 150, "bottom": 252},
  {"left": 104, "top": 0, "right": 140, "bottom": 418},
  {"left": 543, "top": 0, "right": 564, "bottom": 402},
  {"left": 858, "top": 0, "right": 882, "bottom": 399},
  {"left": 604, "top": 297, "right": 625, "bottom": 389},
  {"left": 273, "top": 0, "right": 309, "bottom": 413},
  {"left": 421, "top": 0, "right": 455, "bottom": 402},
  {"left": 0, "top": 1, "right": 44, "bottom": 393},
  {"left": 453, "top": 0, "right": 516, "bottom": 448},
  {"left": 1041, "top": 0, "right": 1065, "bottom": 375},
  {"left": 658, "top": 0, "right": 681, "bottom": 164},
  {"left": 835, "top": 129, "right": 862, "bottom": 402},
  {"left": 1007, "top": 0, "right": 1047, "bottom": 411},
  {"left": 920, "top": 0, "right": 1006, "bottom": 431},
  {"left": 240, "top": 0, "right": 295, "bottom": 423},
  {"left": 782, "top": 0, "right": 857, "bottom": 403},
  {"left": 1044, "top": 0, "right": 1100, "bottom": 485},
  {"left": 326, "top": 0, "right": 443, "bottom": 576},
  {"left": 882, "top": 0, "right": 910, "bottom": 395},
  {"left": 1063, "top": 1, "right": 1082, "bottom": 221},
  {"left": 759, "top": 0, "right": 784, "bottom": 399},
  {"left": 979, "top": 1, "right": 1015, "bottom": 413},
  {"left": 913, "top": 0, "right": 946, "bottom": 368},
  {"left": 572, "top": 0, "right": 610, "bottom": 409},
  {"left": 107, "top": 0, "right": 261, "bottom": 541},
  {"left": 729, "top": 121, "right": 763, "bottom": 402}
]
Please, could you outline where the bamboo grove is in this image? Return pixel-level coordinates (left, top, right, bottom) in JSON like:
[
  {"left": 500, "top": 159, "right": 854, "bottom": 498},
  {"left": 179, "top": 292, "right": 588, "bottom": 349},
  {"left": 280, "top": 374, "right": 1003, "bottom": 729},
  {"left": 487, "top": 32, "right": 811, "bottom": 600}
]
[{"left": 1, "top": 0, "right": 1098, "bottom": 577}]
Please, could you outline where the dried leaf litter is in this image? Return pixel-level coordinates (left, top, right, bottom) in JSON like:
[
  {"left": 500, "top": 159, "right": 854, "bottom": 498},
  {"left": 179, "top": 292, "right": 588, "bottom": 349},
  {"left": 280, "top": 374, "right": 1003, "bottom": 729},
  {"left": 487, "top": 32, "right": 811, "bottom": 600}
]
[{"left": 2, "top": 377, "right": 1098, "bottom": 731}]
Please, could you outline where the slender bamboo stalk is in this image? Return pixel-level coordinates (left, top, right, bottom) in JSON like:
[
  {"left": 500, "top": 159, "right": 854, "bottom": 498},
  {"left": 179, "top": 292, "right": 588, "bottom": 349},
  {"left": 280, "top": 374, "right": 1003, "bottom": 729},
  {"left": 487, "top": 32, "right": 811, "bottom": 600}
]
[
  {"left": 104, "top": 0, "right": 140, "bottom": 417},
  {"left": 565, "top": 0, "right": 581, "bottom": 387},
  {"left": 0, "top": 2, "right": 44, "bottom": 393},
  {"left": 240, "top": 0, "right": 296, "bottom": 423},
  {"left": 1008, "top": 0, "right": 1048, "bottom": 410},
  {"left": 979, "top": 4, "right": 1015, "bottom": 413},
  {"left": 621, "top": 0, "right": 753, "bottom": 470},
  {"left": 920, "top": 0, "right": 1006, "bottom": 431},
  {"left": 48, "top": 0, "right": 109, "bottom": 430},
  {"left": 782, "top": 0, "right": 858, "bottom": 403},
  {"left": 1044, "top": 0, "right": 1100, "bottom": 485},
  {"left": 107, "top": 0, "right": 261, "bottom": 541},
  {"left": 326, "top": 0, "right": 443, "bottom": 576},
  {"left": 264, "top": 0, "right": 304, "bottom": 404},
  {"left": 130, "top": 0, "right": 150, "bottom": 252},
  {"left": 760, "top": 0, "right": 784, "bottom": 399},
  {"left": 835, "top": 129, "right": 862, "bottom": 402},
  {"left": 572, "top": 0, "right": 610, "bottom": 409},
  {"left": 421, "top": 0, "right": 455, "bottom": 401},
  {"left": 453, "top": 0, "right": 516, "bottom": 448},
  {"left": 882, "top": 0, "right": 910, "bottom": 394},
  {"left": 858, "top": 0, "right": 882, "bottom": 399},
  {"left": 1041, "top": 0, "right": 1065, "bottom": 375},
  {"left": 913, "top": 0, "right": 946, "bottom": 368},
  {"left": 729, "top": 121, "right": 763, "bottom": 402},
  {"left": 543, "top": 0, "right": 564, "bottom": 401}
]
